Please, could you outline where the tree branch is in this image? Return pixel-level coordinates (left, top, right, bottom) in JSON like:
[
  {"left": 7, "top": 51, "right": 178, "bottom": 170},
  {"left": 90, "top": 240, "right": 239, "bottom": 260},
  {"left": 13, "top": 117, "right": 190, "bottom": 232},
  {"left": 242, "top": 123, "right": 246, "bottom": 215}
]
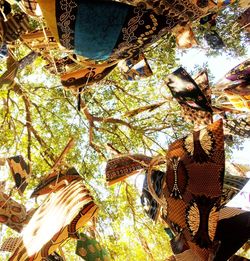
[
  {"left": 92, "top": 115, "right": 133, "bottom": 129},
  {"left": 11, "top": 82, "right": 55, "bottom": 163},
  {"left": 103, "top": 79, "right": 147, "bottom": 102},
  {"left": 80, "top": 99, "right": 134, "bottom": 157},
  {"left": 124, "top": 101, "right": 166, "bottom": 117}
]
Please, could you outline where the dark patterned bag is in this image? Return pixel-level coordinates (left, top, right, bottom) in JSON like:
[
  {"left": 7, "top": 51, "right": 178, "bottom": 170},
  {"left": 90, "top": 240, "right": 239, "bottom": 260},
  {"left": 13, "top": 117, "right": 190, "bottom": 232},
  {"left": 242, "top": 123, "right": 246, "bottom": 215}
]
[
  {"left": 141, "top": 170, "right": 165, "bottom": 220},
  {"left": 166, "top": 67, "right": 213, "bottom": 129},
  {"left": 214, "top": 210, "right": 250, "bottom": 261}
]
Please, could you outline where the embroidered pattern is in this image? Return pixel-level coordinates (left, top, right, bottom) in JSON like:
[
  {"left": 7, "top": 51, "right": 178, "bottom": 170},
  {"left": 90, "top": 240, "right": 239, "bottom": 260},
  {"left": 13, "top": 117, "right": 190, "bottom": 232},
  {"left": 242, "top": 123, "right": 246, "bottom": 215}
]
[
  {"left": 110, "top": 5, "right": 177, "bottom": 61},
  {"left": 166, "top": 146, "right": 189, "bottom": 200},
  {"left": 169, "top": 157, "right": 184, "bottom": 199},
  {"left": 122, "top": 6, "right": 146, "bottom": 43},
  {"left": 114, "top": 0, "right": 206, "bottom": 22},
  {"left": 61, "top": 63, "right": 117, "bottom": 90},
  {"left": 0, "top": 237, "right": 20, "bottom": 253},
  {"left": 57, "top": 0, "right": 77, "bottom": 49},
  {"left": 186, "top": 201, "right": 200, "bottom": 237}
]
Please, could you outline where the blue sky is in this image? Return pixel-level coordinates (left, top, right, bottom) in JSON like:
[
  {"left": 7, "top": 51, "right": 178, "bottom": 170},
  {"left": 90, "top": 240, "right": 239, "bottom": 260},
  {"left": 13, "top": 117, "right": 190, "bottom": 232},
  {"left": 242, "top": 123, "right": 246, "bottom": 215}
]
[{"left": 178, "top": 48, "right": 250, "bottom": 81}]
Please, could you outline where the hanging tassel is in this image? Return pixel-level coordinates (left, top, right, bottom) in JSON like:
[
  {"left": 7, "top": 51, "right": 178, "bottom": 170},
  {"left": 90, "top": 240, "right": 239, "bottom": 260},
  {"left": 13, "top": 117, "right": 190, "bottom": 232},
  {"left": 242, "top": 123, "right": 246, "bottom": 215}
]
[{"left": 77, "top": 87, "right": 83, "bottom": 111}]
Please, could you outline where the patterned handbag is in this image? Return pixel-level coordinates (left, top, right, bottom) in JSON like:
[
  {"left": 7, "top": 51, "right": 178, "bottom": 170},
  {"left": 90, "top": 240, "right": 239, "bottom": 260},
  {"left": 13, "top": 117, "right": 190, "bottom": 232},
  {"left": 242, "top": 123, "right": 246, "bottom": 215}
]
[
  {"left": 166, "top": 67, "right": 213, "bottom": 129},
  {"left": 76, "top": 233, "right": 110, "bottom": 261},
  {"left": 214, "top": 59, "right": 250, "bottom": 112},
  {"left": 119, "top": 53, "right": 153, "bottom": 81},
  {"left": 0, "top": 189, "right": 32, "bottom": 232},
  {"left": 161, "top": 120, "right": 224, "bottom": 260},
  {"left": 7, "top": 155, "right": 30, "bottom": 195},
  {"left": 31, "top": 167, "right": 81, "bottom": 198},
  {"left": 141, "top": 170, "right": 165, "bottom": 221},
  {"left": 10, "top": 179, "right": 98, "bottom": 260},
  {"left": 105, "top": 154, "right": 153, "bottom": 185}
]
